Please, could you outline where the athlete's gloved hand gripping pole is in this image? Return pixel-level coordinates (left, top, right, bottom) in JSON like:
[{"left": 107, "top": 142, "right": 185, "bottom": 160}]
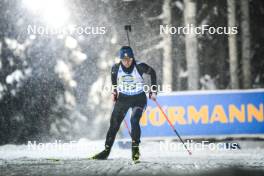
[
  {"left": 111, "top": 89, "right": 118, "bottom": 102},
  {"left": 149, "top": 91, "right": 157, "bottom": 101}
]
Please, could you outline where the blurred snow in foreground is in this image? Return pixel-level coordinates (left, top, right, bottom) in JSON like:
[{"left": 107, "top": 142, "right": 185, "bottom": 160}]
[{"left": 0, "top": 139, "right": 264, "bottom": 176}]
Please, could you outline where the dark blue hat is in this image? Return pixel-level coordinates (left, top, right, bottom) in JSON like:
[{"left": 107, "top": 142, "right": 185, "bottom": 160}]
[{"left": 119, "top": 46, "right": 134, "bottom": 59}]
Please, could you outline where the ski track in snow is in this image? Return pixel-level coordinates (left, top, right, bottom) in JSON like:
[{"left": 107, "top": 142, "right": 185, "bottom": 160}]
[{"left": 0, "top": 140, "right": 264, "bottom": 176}]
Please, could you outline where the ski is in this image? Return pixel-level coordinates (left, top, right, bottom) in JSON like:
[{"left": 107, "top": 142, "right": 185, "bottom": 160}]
[
  {"left": 45, "top": 158, "right": 94, "bottom": 162},
  {"left": 133, "top": 160, "right": 140, "bottom": 164},
  {"left": 45, "top": 158, "right": 61, "bottom": 162}
]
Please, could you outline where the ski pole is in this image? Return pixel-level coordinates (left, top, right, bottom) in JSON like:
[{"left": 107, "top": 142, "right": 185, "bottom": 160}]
[
  {"left": 124, "top": 25, "right": 131, "bottom": 46},
  {"left": 124, "top": 118, "right": 131, "bottom": 137},
  {"left": 153, "top": 99, "right": 192, "bottom": 155}
]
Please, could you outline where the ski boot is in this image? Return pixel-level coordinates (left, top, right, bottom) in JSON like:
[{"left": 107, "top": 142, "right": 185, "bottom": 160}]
[
  {"left": 132, "top": 143, "right": 140, "bottom": 164},
  {"left": 90, "top": 145, "right": 111, "bottom": 160}
]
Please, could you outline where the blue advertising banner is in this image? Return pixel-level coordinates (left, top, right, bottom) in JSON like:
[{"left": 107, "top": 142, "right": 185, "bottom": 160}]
[{"left": 123, "top": 90, "right": 264, "bottom": 138}]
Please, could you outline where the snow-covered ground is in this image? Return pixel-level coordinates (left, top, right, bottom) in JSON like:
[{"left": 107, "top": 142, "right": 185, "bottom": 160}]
[{"left": 0, "top": 139, "right": 264, "bottom": 176}]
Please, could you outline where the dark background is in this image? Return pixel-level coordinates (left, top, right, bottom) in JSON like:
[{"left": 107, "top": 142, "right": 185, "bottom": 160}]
[{"left": 0, "top": 0, "right": 263, "bottom": 144}]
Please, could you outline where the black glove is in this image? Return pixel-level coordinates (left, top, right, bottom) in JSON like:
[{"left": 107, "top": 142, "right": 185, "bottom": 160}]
[
  {"left": 149, "top": 91, "right": 157, "bottom": 100},
  {"left": 112, "top": 90, "right": 118, "bottom": 102}
]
